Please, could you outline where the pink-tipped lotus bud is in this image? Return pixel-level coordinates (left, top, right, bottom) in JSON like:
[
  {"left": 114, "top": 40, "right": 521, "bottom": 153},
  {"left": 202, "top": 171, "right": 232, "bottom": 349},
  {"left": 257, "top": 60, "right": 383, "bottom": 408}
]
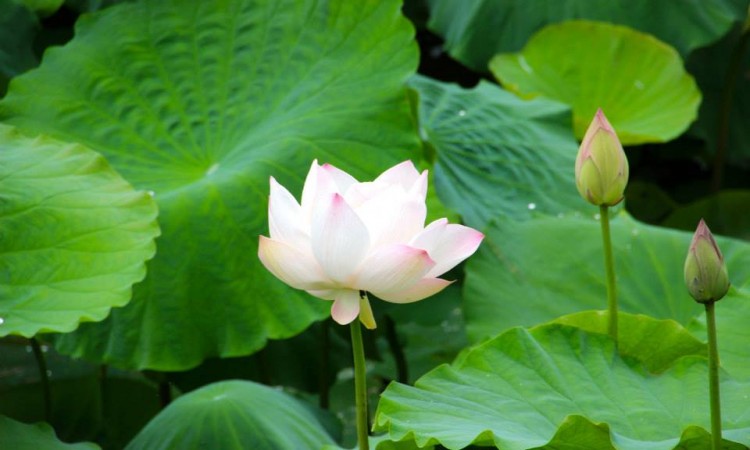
[
  {"left": 575, "top": 109, "right": 629, "bottom": 206},
  {"left": 684, "top": 219, "right": 729, "bottom": 303}
]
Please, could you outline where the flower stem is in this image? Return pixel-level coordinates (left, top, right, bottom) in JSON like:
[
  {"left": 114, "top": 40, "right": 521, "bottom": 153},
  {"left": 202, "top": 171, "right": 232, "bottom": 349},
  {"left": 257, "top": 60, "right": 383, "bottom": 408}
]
[
  {"left": 599, "top": 205, "right": 618, "bottom": 344},
  {"left": 350, "top": 319, "right": 369, "bottom": 450},
  {"left": 30, "top": 338, "right": 51, "bottom": 421},
  {"left": 706, "top": 301, "right": 722, "bottom": 449}
]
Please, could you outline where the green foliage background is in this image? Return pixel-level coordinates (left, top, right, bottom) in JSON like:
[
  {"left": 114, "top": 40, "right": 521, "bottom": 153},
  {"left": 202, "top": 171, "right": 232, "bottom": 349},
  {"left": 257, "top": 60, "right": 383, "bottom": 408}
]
[{"left": 0, "top": 0, "right": 749, "bottom": 448}]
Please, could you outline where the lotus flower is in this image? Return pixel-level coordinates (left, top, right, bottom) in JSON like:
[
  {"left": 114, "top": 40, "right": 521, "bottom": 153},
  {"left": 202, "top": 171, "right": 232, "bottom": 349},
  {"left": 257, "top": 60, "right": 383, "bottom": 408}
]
[
  {"left": 685, "top": 219, "right": 729, "bottom": 304},
  {"left": 258, "top": 160, "right": 484, "bottom": 329},
  {"left": 575, "top": 108, "right": 629, "bottom": 206}
]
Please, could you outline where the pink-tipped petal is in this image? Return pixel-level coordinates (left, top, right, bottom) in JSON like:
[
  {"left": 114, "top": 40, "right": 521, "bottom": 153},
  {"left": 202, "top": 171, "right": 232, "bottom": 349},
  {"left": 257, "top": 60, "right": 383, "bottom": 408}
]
[
  {"left": 356, "top": 244, "right": 435, "bottom": 293},
  {"left": 411, "top": 220, "right": 484, "bottom": 277},
  {"left": 300, "top": 160, "right": 321, "bottom": 208},
  {"left": 374, "top": 278, "right": 453, "bottom": 304},
  {"left": 374, "top": 161, "right": 421, "bottom": 190},
  {"left": 321, "top": 162, "right": 358, "bottom": 194},
  {"left": 258, "top": 236, "right": 331, "bottom": 290},
  {"left": 355, "top": 185, "right": 426, "bottom": 246},
  {"left": 268, "top": 177, "right": 307, "bottom": 247},
  {"left": 331, "top": 290, "right": 361, "bottom": 325},
  {"left": 312, "top": 193, "right": 371, "bottom": 283},
  {"left": 300, "top": 160, "right": 341, "bottom": 219}
]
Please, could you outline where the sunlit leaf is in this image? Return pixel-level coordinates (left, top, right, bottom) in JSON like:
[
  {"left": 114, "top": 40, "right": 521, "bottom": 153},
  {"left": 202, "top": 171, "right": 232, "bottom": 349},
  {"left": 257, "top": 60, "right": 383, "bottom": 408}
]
[
  {"left": 490, "top": 21, "right": 701, "bottom": 144},
  {"left": 464, "top": 212, "right": 750, "bottom": 380},
  {"left": 376, "top": 324, "right": 750, "bottom": 449},
  {"left": 0, "top": 125, "right": 158, "bottom": 337},
  {"left": 426, "top": 0, "right": 747, "bottom": 72},
  {"left": 0, "top": 0, "right": 420, "bottom": 370},
  {"left": 549, "top": 311, "right": 706, "bottom": 373}
]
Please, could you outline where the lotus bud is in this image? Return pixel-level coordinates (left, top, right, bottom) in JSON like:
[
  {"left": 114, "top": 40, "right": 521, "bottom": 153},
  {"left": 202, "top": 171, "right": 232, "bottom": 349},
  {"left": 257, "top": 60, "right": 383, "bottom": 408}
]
[
  {"left": 684, "top": 219, "right": 729, "bottom": 303},
  {"left": 575, "top": 109, "right": 629, "bottom": 206}
]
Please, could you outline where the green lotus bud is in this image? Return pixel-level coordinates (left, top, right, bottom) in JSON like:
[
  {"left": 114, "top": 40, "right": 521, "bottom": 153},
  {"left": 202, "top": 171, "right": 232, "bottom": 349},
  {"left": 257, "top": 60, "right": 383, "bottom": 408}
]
[
  {"left": 575, "top": 109, "right": 629, "bottom": 206},
  {"left": 684, "top": 219, "right": 729, "bottom": 303}
]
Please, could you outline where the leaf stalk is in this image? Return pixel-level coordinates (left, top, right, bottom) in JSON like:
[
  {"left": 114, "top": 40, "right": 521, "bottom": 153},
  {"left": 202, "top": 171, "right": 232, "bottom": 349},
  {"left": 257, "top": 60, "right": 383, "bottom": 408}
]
[
  {"left": 599, "top": 205, "right": 618, "bottom": 344},
  {"left": 706, "top": 301, "right": 722, "bottom": 449}
]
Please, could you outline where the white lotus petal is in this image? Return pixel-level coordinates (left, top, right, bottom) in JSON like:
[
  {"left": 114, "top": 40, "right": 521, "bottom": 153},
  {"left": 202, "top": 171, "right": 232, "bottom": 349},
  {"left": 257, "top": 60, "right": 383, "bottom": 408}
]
[
  {"left": 268, "top": 177, "right": 308, "bottom": 247},
  {"left": 355, "top": 185, "right": 426, "bottom": 247},
  {"left": 374, "top": 160, "right": 421, "bottom": 190},
  {"left": 321, "top": 162, "right": 358, "bottom": 194},
  {"left": 258, "top": 236, "right": 331, "bottom": 290},
  {"left": 409, "top": 218, "right": 448, "bottom": 249},
  {"left": 301, "top": 160, "right": 335, "bottom": 220},
  {"left": 300, "top": 159, "right": 321, "bottom": 213},
  {"left": 331, "top": 290, "right": 361, "bottom": 325},
  {"left": 408, "top": 169, "right": 429, "bottom": 201},
  {"left": 306, "top": 289, "right": 337, "bottom": 300},
  {"left": 411, "top": 220, "right": 485, "bottom": 277},
  {"left": 373, "top": 278, "right": 453, "bottom": 304},
  {"left": 312, "top": 193, "right": 370, "bottom": 284},
  {"left": 356, "top": 244, "right": 434, "bottom": 293},
  {"left": 345, "top": 181, "right": 387, "bottom": 207}
]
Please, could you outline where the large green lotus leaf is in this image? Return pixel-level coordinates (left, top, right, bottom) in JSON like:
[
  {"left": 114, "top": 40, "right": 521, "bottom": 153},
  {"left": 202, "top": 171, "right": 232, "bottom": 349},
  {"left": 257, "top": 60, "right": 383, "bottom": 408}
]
[
  {"left": 0, "top": 0, "right": 420, "bottom": 369},
  {"left": 549, "top": 311, "right": 706, "bottom": 374},
  {"left": 687, "top": 24, "right": 750, "bottom": 164},
  {"left": 688, "top": 287, "right": 750, "bottom": 380},
  {"left": 409, "top": 75, "right": 582, "bottom": 228},
  {"left": 464, "top": 212, "right": 750, "bottom": 380},
  {"left": 125, "top": 380, "right": 336, "bottom": 450},
  {"left": 426, "top": 0, "right": 748, "bottom": 72},
  {"left": 489, "top": 21, "right": 701, "bottom": 144},
  {"left": 0, "top": 416, "right": 98, "bottom": 450},
  {"left": 375, "top": 324, "right": 750, "bottom": 449},
  {"left": 0, "top": 125, "right": 158, "bottom": 337}
]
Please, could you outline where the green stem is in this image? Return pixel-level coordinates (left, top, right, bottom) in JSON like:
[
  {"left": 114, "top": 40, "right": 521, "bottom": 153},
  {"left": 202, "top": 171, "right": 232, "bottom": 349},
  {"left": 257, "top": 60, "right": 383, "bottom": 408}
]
[
  {"left": 30, "top": 338, "right": 51, "bottom": 421},
  {"left": 350, "top": 319, "right": 369, "bottom": 450},
  {"left": 706, "top": 301, "right": 722, "bottom": 449},
  {"left": 599, "top": 205, "right": 618, "bottom": 344}
]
